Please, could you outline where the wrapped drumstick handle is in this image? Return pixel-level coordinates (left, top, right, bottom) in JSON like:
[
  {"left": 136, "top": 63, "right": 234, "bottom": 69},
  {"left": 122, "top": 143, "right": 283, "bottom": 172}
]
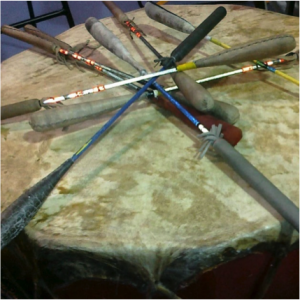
[
  {"left": 85, "top": 17, "right": 147, "bottom": 75},
  {"left": 211, "top": 136, "right": 299, "bottom": 231},
  {"left": 1, "top": 99, "right": 43, "bottom": 119},
  {"left": 145, "top": 1, "right": 195, "bottom": 34}
]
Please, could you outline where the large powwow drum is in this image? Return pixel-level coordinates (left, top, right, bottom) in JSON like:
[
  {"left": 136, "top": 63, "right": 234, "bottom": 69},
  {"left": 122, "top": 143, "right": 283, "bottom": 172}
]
[{"left": 1, "top": 3, "right": 299, "bottom": 298}]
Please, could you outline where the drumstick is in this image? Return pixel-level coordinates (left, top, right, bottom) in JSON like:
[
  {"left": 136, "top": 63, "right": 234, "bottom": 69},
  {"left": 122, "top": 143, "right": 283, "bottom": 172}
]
[
  {"left": 199, "top": 125, "right": 299, "bottom": 231},
  {"left": 164, "top": 54, "right": 297, "bottom": 92},
  {"left": 156, "top": 66, "right": 299, "bottom": 230},
  {"left": 87, "top": 10, "right": 299, "bottom": 231},
  {"left": 192, "top": 35, "right": 296, "bottom": 68},
  {"left": 145, "top": 1, "right": 299, "bottom": 85},
  {"left": 85, "top": 17, "right": 148, "bottom": 75},
  {"left": 2, "top": 24, "right": 156, "bottom": 93},
  {"left": 85, "top": 14, "right": 239, "bottom": 124},
  {"left": 1, "top": 7, "right": 226, "bottom": 249},
  {"left": 28, "top": 90, "right": 243, "bottom": 147}
]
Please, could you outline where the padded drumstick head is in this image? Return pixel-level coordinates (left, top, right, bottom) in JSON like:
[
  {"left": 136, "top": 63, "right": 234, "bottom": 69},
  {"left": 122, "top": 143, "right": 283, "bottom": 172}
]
[
  {"left": 145, "top": 1, "right": 194, "bottom": 34},
  {"left": 85, "top": 17, "right": 147, "bottom": 75},
  {"left": 29, "top": 93, "right": 149, "bottom": 132},
  {"left": 170, "top": 72, "right": 240, "bottom": 124},
  {"left": 194, "top": 34, "right": 297, "bottom": 68}
]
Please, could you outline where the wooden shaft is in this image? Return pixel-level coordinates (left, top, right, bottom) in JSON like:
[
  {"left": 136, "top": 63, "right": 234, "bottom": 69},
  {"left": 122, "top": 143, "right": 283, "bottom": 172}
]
[
  {"left": 103, "top": 1, "right": 130, "bottom": 24},
  {"left": 24, "top": 24, "right": 72, "bottom": 50},
  {"left": 1, "top": 99, "right": 41, "bottom": 120},
  {"left": 1, "top": 25, "right": 56, "bottom": 54}
]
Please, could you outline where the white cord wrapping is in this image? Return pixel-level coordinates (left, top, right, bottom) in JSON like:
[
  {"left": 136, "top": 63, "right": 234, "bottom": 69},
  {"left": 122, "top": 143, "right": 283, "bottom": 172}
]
[{"left": 197, "top": 124, "right": 223, "bottom": 159}]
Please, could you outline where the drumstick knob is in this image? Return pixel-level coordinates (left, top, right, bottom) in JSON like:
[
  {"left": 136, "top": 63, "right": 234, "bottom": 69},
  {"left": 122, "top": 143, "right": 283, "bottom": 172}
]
[
  {"left": 194, "top": 35, "right": 296, "bottom": 68},
  {"left": 171, "top": 72, "right": 239, "bottom": 124}
]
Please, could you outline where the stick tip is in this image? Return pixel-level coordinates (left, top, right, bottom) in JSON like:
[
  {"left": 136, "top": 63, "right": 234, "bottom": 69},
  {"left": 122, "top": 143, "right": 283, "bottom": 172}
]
[{"left": 85, "top": 17, "right": 98, "bottom": 32}]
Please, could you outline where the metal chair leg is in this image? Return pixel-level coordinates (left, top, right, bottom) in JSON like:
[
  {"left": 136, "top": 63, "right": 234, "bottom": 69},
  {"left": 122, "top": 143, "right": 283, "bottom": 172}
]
[
  {"left": 61, "top": 1, "right": 75, "bottom": 28},
  {"left": 26, "top": 2, "right": 37, "bottom": 27},
  {"left": 286, "top": 1, "right": 295, "bottom": 15}
]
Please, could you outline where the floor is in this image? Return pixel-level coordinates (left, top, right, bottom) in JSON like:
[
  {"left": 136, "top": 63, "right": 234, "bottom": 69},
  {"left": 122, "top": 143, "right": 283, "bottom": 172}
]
[{"left": 1, "top": 1, "right": 298, "bottom": 62}]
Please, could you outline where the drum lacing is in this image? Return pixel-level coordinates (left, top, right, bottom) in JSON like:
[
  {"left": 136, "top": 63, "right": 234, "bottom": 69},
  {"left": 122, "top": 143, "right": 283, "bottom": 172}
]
[{"left": 155, "top": 282, "right": 181, "bottom": 299}]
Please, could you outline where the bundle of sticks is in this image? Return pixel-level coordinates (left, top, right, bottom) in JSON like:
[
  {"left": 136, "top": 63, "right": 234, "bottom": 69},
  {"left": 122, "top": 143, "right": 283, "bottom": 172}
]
[{"left": 1, "top": 2, "right": 299, "bottom": 250}]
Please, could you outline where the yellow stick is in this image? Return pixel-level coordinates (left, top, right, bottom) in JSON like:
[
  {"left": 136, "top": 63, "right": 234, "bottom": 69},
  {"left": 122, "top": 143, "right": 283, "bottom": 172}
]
[{"left": 209, "top": 37, "right": 299, "bottom": 86}]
